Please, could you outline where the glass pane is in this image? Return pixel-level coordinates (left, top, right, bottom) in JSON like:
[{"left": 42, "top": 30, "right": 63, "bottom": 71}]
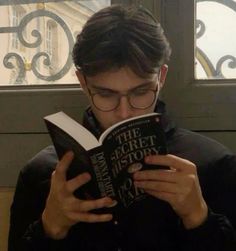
[
  {"left": 195, "top": 0, "right": 236, "bottom": 79},
  {"left": 0, "top": 0, "right": 111, "bottom": 85}
]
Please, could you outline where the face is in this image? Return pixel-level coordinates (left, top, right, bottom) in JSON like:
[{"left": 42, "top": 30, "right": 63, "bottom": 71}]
[{"left": 77, "top": 66, "right": 167, "bottom": 130}]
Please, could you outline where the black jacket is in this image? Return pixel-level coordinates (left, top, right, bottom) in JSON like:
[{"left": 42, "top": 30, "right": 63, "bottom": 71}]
[{"left": 8, "top": 102, "right": 236, "bottom": 251}]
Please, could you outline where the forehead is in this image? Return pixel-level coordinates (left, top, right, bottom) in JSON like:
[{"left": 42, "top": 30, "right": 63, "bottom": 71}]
[{"left": 85, "top": 67, "right": 157, "bottom": 91}]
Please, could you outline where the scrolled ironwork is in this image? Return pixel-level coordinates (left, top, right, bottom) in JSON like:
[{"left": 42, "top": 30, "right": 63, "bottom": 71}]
[
  {"left": 196, "top": 19, "right": 205, "bottom": 39},
  {"left": 1, "top": 8, "right": 74, "bottom": 83},
  {"left": 216, "top": 55, "right": 236, "bottom": 78},
  {"left": 196, "top": 0, "right": 236, "bottom": 10},
  {"left": 195, "top": 47, "right": 217, "bottom": 77},
  {"left": 196, "top": 0, "right": 236, "bottom": 78},
  {"left": 3, "top": 53, "right": 26, "bottom": 84},
  {"left": 21, "top": 9, "right": 74, "bottom": 81},
  {"left": 0, "top": 0, "right": 67, "bottom": 6}
]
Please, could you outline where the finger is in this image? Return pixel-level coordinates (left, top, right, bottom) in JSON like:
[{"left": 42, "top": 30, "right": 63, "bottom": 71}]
[
  {"left": 133, "top": 169, "right": 178, "bottom": 182},
  {"left": 77, "top": 197, "right": 115, "bottom": 212},
  {"left": 73, "top": 212, "right": 113, "bottom": 223},
  {"left": 146, "top": 190, "right": 175, "bottom": 204},
  {"left": 66, "top": 172, "right": 91, "bottom": 193},
  {"left": 134, "top": 180, "right": 178, "bottom": 194},
  {"left": 145, "top": 154, "right": 196, "bottom": 173},
  {"left": 55, "top": 151, "right": 74, "bottom": 181}
]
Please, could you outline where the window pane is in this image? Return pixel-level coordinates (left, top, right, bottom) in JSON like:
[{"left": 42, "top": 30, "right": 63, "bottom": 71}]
[
  {"left": 0, "top": 0, "right": 111, "bottom": 85},
  {"left": 195, "top": 0, "right": 236, "bottom": 79}
]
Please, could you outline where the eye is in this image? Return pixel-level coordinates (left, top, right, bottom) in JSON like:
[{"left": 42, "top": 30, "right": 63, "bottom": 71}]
[
  {"left": 96, "top": 91, "right": 117, "bottom": 98},
  {"left": 132, "top": 88, "right": 150, "bottom": 96}
]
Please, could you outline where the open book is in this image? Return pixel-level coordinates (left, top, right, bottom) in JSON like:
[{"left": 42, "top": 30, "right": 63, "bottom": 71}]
[{"left": 44, "top": 111, "right": 167, "bottom": 209}]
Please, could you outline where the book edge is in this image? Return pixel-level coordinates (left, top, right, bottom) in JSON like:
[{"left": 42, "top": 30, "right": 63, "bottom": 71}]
[
  {"left": 99, "top": 112, "right": 160, "bottom": 143},
  {"left": 44, "top": 111, "right": 100, "bottom": 150}
]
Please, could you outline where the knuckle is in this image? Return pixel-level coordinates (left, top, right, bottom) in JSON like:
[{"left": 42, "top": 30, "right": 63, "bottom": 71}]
[
  {"left": 188, "top": 163, "right": 197, "bottom": 172},
  {"left": 188, "top": 174, "right": 198, "bottom": 185}
]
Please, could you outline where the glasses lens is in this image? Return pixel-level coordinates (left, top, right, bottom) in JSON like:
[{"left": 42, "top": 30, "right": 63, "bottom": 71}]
[
  {"left": 129, "top": 90, "right": 156, "bottom": 109},
  {"left": 91, "top": 88, "right": 158, "bottom": 111},
  {"left": 92, "top": 93, "right": 119, "bottom": 111}
]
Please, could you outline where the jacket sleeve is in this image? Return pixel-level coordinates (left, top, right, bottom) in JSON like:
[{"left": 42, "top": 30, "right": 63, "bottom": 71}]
[
  {"left": 180, "top": 154, "right": 236, "bottom": 251},
  {"left": 180, "top": 209, "right": 236, "bottom": 251},
  {"left": 8, "top": 147, "right": 67, "bottom": 251},
  {"left": 8, "top": 170, "right": 52, "bottom": 251}
]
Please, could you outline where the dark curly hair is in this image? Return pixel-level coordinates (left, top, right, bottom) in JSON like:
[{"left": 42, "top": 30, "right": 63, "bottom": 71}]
[{"left": 72, "top": 5, "right": 171, "bottom": 78}]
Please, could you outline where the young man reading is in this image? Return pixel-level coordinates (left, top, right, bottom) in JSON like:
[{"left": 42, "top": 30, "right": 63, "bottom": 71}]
[{"left": 8, "top": 5, "right": 236, "bottom": 251}]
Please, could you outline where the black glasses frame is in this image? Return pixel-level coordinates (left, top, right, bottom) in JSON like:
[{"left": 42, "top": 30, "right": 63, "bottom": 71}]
[{"left": 83, "top": 74, "right": 159, "bottom": 112}]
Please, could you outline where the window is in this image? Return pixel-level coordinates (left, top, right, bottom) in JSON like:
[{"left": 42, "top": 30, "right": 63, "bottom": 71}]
[
  {"left": 195, "top": 0, "right": 236, "bottom": 79},
  {"left": 0, "top": 0, "right": 119, "bottom": 189},
  {"left": 158, "top": 0, "right": 236, "bottom": 152},
  {"left": 0, "top": 0, "right": 111, "bottom": 86}
]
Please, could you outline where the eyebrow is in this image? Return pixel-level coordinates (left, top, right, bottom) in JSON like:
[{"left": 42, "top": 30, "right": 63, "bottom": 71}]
[{"left": 89, "top": 81, "right": 156, "bottom": 93}]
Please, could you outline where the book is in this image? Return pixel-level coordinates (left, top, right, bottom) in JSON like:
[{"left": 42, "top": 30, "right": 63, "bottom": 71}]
[{"left": 44, "top": 111, "right": 167, "bottom": 209}]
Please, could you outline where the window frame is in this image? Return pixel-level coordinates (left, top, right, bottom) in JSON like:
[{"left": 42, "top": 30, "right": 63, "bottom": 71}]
[
  {"left": 0, "top": 0, "right": 123, "bottom": 134},
  {"left": 159, "top": 0, "right": 236, "bottom": 131},
  {"left": 0, "top": 0, "right": 123, "bottom": 187},
  {"left": 1, "top": 0, "right": 236, "bottom": 132}
]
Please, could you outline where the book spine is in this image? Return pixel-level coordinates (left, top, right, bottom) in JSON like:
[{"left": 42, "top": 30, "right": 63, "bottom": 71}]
[{"left": 89, "top": 151, "right": 116, "bottom": 199}]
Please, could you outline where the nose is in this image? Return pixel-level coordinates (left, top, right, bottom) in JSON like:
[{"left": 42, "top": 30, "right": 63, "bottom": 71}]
[{"left": 115, "top": 95, "right": 133, "bottom": 120}]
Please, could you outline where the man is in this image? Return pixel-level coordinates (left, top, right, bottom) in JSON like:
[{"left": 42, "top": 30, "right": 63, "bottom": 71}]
[{"left": 8, "top": 5, "right": 236, "bottom": 251}]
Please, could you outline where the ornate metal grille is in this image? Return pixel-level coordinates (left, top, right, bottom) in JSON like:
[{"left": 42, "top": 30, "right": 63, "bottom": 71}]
[
  {"left": 0, "top": 0, "right": 110, "bottom": 85},
  {"left": 196, "top": 0, "right": 236, "bottom": 79}
]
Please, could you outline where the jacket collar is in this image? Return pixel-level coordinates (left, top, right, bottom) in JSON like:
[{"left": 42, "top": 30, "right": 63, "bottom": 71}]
[{"left": 82, "top": 100, "right": 176, "bottom": 139}]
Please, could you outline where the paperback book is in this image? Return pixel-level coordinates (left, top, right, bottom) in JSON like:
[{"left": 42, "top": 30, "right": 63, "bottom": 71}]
[{"left": 44, "top": 111, "right": 167, "bottom": 209}]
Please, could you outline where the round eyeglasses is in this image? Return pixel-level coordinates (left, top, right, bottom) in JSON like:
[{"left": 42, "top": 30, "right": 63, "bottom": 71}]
[{"left": 87, "top": 85, "right": 159, "bottom": 112}]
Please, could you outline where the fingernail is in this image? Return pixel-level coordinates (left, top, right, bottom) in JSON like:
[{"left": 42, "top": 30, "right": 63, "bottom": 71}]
[{"left": 106, "top": 200, "right": 118, "bottom": 208}]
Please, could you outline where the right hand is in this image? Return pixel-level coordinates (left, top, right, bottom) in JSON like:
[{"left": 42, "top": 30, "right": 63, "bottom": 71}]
[{"left": 42, "top": 151, "right": 114, "bottom": 240}]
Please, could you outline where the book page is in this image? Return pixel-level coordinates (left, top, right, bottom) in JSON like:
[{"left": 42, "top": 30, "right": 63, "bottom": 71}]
[{"left": 45, "top": 111, "right": 100, "bottom": 150}]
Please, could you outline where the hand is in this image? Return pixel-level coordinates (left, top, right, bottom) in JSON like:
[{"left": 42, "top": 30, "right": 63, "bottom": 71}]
[
  {"left": 42, "top": 151, "right": 114, "bottom": 240},
  {"left": 133, "top": 154, "right": 208, "bottom": 229}
]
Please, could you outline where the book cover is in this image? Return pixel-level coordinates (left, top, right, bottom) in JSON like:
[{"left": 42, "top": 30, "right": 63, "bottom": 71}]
[{"left": 44, "top": 111, "right": 167, "bottom": 209}]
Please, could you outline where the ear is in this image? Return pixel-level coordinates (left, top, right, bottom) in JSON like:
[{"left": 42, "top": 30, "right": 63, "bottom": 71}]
[
  {"left": 159, "top": 64, "right": 168, "bottom": 89},
  {"left": 75, "top": 69, "right": 87, "bottom": 91}
]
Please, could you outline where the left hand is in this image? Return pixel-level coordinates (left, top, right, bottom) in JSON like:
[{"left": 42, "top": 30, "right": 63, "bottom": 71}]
[{"left": 133, "top": 154, "right": 208, "bottom": 229}]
